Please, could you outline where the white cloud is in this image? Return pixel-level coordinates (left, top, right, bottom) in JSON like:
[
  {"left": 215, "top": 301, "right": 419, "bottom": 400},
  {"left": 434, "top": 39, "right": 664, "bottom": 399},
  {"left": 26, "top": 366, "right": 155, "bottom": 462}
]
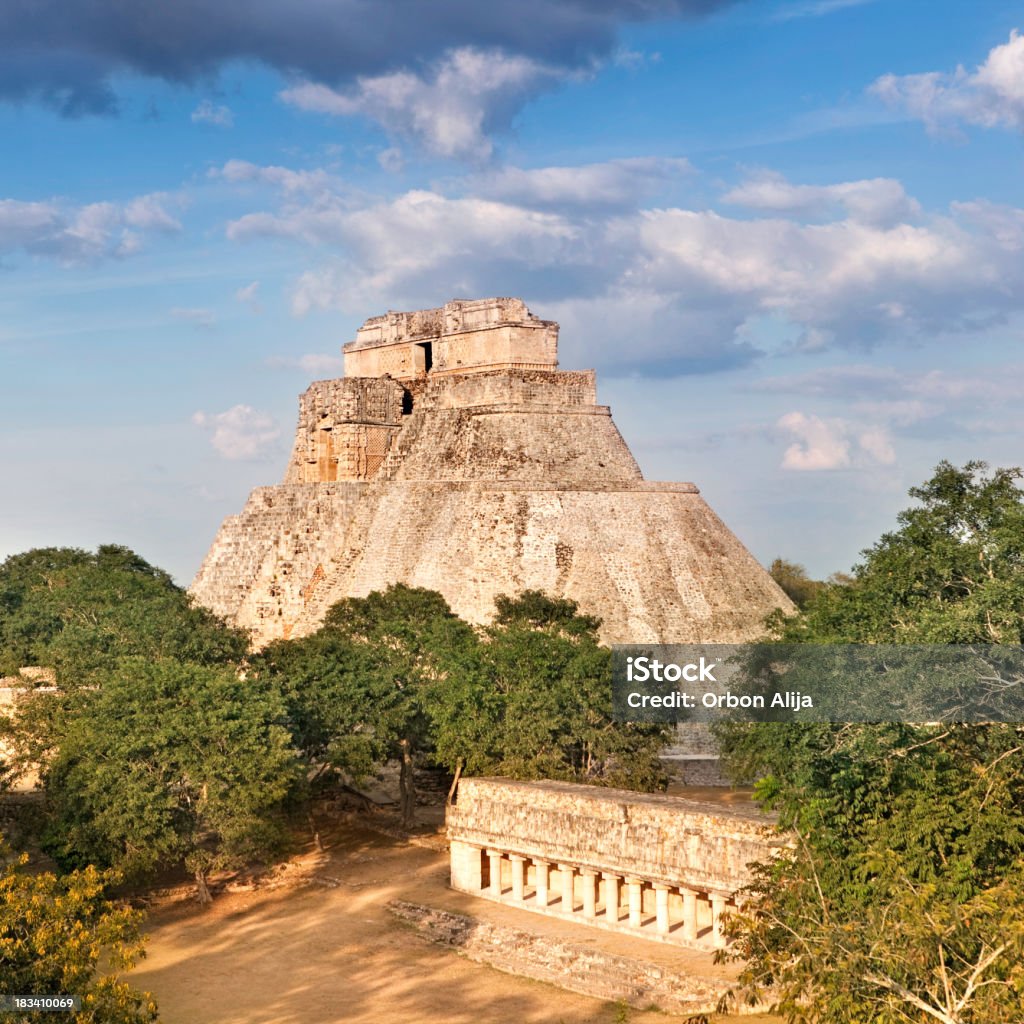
[
  {"left": 856, "top": 425, "right": 896, "bottom": 465},
  {"left": 123, "top": 192, "right": 183, "bottom": 231},
  {"left": 227, "top": 188, "right": 579, "bottom": 315},
  {"left": 170, "top": 307, "right": 216, "bottom": 329},
  {"left": 612, "top": 48, "right": 662, "bottom": 69},
  {"left": 777, "top": 412, "right": 852, "bottom": 470},
  {"left": 280, "top": 47, "right": 565, "bottom": 159},
  {"left": 722, "top": 171, "right": 919, "bottom": 226},
  {"left": 776, "top": 413, "right": 894, "bottom": 471},
  {"left": 755, "top": 363, "right": 1024, "bottom": 407},
  {"left": 0, "top": 192, "right": 181, "bottom": 264},
  {"left": 755, "top": 363, "right": 1024, "bottom": 456},
  {"left": 625, "top": 203, "right": 1023, "bottom": 345},
  {"left": 192, "top": 405, "right": 281, "bottom": 460},
  {"left": 218, "top": 158, "right": 1024, "bottom": 367},
  {"left": 235, "top": 280, "right": 261, "bottom": 311},
  {"left": 214, "top": 160, "right": 335, "bottom": 196},
  {"left": 772, "top": 0, "right": 876, "bottom": 21},
  {"left": 752, "top": 365, "right": 906, "bottom": 398},
  {"left": 377, "top": 147, "right": 404, "bottom": 173},
  {"left": 871, "top": 30, "right": 1024, "bottom": 133},
  {"left": 471, "top": 157, "right": 692, "bottom": 209},
  {"left": 191, "top": 99, "right": 234, "bottom": 128}
]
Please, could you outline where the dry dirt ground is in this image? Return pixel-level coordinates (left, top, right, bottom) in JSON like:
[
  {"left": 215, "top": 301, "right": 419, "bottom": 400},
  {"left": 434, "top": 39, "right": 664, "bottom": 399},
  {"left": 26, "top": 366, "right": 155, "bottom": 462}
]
[{"left": 132, "top": 816, "right": 781, "bottom": 1024}]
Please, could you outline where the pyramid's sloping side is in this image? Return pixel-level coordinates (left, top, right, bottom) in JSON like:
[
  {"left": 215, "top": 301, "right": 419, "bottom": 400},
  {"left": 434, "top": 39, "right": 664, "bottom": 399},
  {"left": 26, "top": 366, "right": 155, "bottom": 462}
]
[
  {"left": 190, "top": 370, "right": 793, "bottom": 647},
  {"left": 290, "top": 481, "right": 788, "bottom": 645}
]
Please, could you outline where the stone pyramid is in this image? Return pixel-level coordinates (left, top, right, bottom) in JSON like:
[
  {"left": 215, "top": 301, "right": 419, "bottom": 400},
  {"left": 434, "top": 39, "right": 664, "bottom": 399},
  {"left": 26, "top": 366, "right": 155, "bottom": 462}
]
[{"left": 190, "top": 298, "right": 791, "bottom": 647}]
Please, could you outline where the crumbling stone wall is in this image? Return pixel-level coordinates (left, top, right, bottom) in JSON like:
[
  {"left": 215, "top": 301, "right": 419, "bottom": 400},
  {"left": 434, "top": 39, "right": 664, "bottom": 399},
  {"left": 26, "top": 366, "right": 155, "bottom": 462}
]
[
  {"left": 388, "top": 900, "right": 759, "bottom": 1016},
  {"left": 284, "top": 377, "right": 406, "bottom": 484}
]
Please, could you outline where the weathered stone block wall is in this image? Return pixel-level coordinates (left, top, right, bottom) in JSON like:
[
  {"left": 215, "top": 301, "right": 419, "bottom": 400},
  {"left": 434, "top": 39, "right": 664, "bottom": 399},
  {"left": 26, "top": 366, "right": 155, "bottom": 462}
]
[
  {"left": 384, "top": 407, "right": 642, "bottom": 484},
  {"left": 285, "top": 377, "right": 405, "bottom": 484},
  {"left": 287, "top": 481, "right": 785, "bottom": 648},
  {"left": 448, "top": 778, "right": 779, "bottom": 896},
  {"left": 389, "top": 901, "right": 759, "bottom": 1016},
  {"left": 418, "top": 369, "right": 597, "bottom": 411},
  {"left": 190, "top": 482, "right": 365, "bottom": 626},
  {"left": 431, "top": 324, "right": 558, "bottom": 376},
  {"left": 191, "top": 297, "right": 794, "bottom": 648},
  {"left": 344, "top": 298, "right": 558, "bottom": 380}
]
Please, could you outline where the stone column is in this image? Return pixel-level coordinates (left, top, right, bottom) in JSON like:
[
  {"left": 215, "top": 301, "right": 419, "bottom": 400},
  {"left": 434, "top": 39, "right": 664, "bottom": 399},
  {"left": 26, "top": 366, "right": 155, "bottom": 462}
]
[
  {"left": 681, "top": 887, "right": 699, "bottom": 942},
  {"left": 508, "top": 855, "right": 526, "bottom": 902},
  {"left": 535, "top": 859, "right": 550, "bottom": 908},
  {"left": 602, "top": 873, "right": 620, "bottom": 923},
  {"left": 711, "top": 894, "right": 727, "bottom": 948},
  {"left": 654, "top": 883, "right": 671, "bottom": 935},
  {"left": 449, "top": 841, "right": 484, "bottom": 892},
  {"left": 626, "top": 877, "right": 643, "bottom": 928},
  {"left": 558, "top": 863, "right": 575, "bottom": 914},
  {"left": 486, "top": 849, "right": 502, "bottom": 898},
  {"left": 581, "top": 870, "right": 598, "bottom": 919}
]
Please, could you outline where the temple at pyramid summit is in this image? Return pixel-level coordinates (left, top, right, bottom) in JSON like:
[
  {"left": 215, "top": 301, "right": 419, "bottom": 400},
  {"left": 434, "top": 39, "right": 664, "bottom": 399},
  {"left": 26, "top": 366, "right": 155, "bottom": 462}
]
[{"left": 190, "top": 298, "right": 791, "bottom": 647}]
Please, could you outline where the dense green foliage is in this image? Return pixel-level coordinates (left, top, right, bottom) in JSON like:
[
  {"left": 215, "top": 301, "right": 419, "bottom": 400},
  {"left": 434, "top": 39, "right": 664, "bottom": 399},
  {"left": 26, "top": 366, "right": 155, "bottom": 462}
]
[
  {"left": 1, "top": 546, "right": 294, "bottom": 903},
  {"left": 775, "top": 460, "right": 1024, "bottom": 644},
  {"left": 256, "top": 587, "right": 670, "bottom": 821},
  {"left": 1, "top": 544, "right": 662, "bottom": 917},
  {"left": 721, "top": 462, "right": 1024, "bottom": 1024},
  {"left": 0, "top": 545, "right": 247, "bottom": 681},
  {"left": 37, "top": 660, "right": 299, "bottom": 902},
  {"left": 431, "top": 591, "right": 669, "bottom": 790},
  {"left": 256, "top": 584, "right": 478, "bottom": 824},
  {"left": 767, "top": 558, "right": 826, "bottom": 610},
  {"left": 0, "top": 847, "right": 158, "bottom": 1023}
]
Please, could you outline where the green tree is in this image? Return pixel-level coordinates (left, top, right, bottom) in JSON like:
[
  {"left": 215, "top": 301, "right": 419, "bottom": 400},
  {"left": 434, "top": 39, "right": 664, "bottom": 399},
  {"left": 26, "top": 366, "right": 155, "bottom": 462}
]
[
  {"left": 254, "top": 628, "right": 385, "bottom": 790},
  {"left": 720, "top": 462, "right": 1024, "bottom": 1023},
  {"left": 777, "top": 461, "right": 1024, "bottom": 644},
  {"left": 0, "top": 845, "right": 158, "bottom": 1023},
  {"left": 430, "top": 591, "right": 669, "bottom": 791},
  {"left": 258, "top": 585, "right": 478, "bottom": 826},
  {"left": 25, "top": 659, "right": 299, "bottom": 904},
  {"left": 767, "top": 558, "right": 825, "bottom": 610},
  {"left": 0, "top": 545, "right": 246, "bottom": 681}
]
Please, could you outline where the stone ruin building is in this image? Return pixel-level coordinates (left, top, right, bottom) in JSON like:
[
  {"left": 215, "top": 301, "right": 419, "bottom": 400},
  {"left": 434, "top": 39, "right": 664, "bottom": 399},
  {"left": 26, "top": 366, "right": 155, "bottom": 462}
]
[
  {"left": 190, "top": 297, "right": 790, "bottom": 648},
  {"left": 448, "top": 778, "right": 781, "bottom": 950}
]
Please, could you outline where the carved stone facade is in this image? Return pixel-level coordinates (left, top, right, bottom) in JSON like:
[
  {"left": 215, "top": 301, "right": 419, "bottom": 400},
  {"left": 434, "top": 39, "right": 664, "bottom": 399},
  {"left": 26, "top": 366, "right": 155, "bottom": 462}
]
[
  {"left": 344, "top": 297, "right": 558, "bottom": 379},
  {"left": 190, "top": 297, "right": 792, "bottom": 647},
  {"left": 448, "top": 778, "right": 782, "bottom": 949}
]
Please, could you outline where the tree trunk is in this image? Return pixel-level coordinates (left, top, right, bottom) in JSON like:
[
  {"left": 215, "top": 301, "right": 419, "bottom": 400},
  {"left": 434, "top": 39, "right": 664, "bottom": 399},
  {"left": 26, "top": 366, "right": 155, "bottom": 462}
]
[
  {"left": 446, "top": 759, "right": 463, "bottom": 806},
  {"left": 195, "top": 868, "right": 213, "bottom": 906},
  {"left": 307, "top": 811, "right": 323, "bottom": 852},
  {"left": 399, "top": 738, "right": 416, "bottom": 828}
]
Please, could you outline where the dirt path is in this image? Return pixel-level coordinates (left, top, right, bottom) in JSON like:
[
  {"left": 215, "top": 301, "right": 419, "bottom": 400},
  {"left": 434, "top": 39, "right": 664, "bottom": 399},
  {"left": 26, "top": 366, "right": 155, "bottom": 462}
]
[{"left": 133, "top": 822, "right": 780, "bottom": 1024}]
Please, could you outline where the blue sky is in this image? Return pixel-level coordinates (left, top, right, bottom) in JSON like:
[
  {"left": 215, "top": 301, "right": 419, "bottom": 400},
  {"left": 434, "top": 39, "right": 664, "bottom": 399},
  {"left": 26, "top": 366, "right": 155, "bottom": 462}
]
[{"left": 1, "top": 0, "right": 1022, "bottom": 584}]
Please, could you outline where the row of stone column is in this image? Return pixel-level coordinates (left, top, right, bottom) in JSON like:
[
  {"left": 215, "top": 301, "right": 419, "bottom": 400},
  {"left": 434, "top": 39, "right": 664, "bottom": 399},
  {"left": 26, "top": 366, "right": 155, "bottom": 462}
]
[{"left": 483, "top": 848, "right": 729, "bottom": 947}]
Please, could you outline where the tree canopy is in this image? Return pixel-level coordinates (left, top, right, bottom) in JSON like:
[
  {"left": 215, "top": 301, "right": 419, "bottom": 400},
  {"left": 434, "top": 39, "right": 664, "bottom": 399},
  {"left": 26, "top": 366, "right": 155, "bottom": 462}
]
[
  {"left": 767, "top": 558, "right": 825, "bottom": 610},
  {"left": 0, "top": 844, "right": 158, "bottom": 1023},
  {"left": 256, "top": 587, "right": 670, "bottom": 823},
  {"left": 776, "top": 460, "right": 1024, "bottom": 644},
  {"left": 720, "top": 462, "right": 1024, "bottom": 1024},
  {"left": 36, "top": 659, "right": 299, "bottom": 903},
  {"left": 0, "top": 545, "right": 247, "bottom": 681},
  {"left": 256, "top": 584, "right": 477, "bottom": 825},
  {"left": 431, "top": 590, "right": 668, "bottom": 790}
]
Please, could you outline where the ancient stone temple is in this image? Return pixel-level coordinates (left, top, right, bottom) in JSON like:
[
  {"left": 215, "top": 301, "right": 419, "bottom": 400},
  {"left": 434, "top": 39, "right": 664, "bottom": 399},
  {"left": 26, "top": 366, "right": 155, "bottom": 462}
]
[
  {"left": 190, "top": 297, "right": 790, "bottom": 647},
  {"left": 448, "top": 778, "right": 781, "bottom": 949}
]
